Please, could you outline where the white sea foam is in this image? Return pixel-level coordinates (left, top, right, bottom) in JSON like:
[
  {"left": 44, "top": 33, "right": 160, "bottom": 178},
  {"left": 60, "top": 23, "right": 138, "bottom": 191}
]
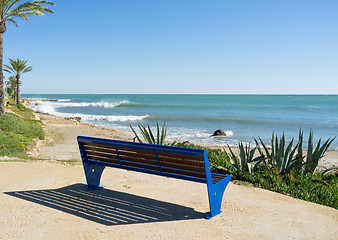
[
  {"left": 168, "top": 130, "right": 233, "bottom": 139},
  {"left": 57, "top": 112, "right": 148, "bottom": 122},
  {"left": 31, "top": 100, "right": 129, "bottom": 109},
  {"left": 27, "top": 97, "right": 71, "bottom": 102},
  {"left": 30, "top": 100, "right": 147, "bottom": 122}
]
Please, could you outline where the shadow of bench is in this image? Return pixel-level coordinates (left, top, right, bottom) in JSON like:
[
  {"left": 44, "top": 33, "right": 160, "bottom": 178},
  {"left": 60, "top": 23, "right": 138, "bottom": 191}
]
[{"left": 4, "top": 183, "right": 203, "bottom": 225}]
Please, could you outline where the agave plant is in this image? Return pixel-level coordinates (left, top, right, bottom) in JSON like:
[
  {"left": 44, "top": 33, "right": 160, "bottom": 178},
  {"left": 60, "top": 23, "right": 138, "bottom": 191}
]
[
  {"left": 303, "top": 130, "right": 336, "bottom": 175},
  {"left": 226, "top": 142, "right": 265, "bottom": 174},
  {"left": 255, "top": 131, "right": 302, "bottom": 174},
  {"left": 321, "top": 166, "right": 338, "bottom": 176},
  {"left": 130, "top": 121, "right": 178, "bottom": 146},
  {"left": 255, "top": 129, "right": 335, "bottom": 175}
]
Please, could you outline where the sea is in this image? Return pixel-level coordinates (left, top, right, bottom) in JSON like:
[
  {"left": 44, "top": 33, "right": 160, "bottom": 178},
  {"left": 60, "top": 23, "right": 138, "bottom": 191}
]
[{"left": 24, "top": 94, "right": 338, "bottom": 150}]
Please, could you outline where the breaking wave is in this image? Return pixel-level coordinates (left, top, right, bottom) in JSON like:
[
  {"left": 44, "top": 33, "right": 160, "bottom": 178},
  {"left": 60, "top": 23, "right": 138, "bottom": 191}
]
[
  {"left": 31, "top": 100, "right": 133, "bottom": 109},
  {"left": 30, "top": 99, "right": 147, "bottom": 122}
]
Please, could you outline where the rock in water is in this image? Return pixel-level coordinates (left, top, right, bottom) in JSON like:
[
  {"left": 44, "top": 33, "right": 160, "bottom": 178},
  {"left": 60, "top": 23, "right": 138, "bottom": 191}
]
[{"left": 212, "top": 129, "right": 227, "bottom": 136}]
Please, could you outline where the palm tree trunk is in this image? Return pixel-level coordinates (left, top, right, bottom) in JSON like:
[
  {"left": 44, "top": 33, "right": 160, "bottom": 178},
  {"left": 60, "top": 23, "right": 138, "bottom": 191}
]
[
  {"left": 0, "top": 32, "right": 4, "bottom": 115},
  {"left": 13, "top": 88, "right": 16, "bottom": 102},
  {"left": 16, "top": 75, "right": 20, "bottom": 105}
]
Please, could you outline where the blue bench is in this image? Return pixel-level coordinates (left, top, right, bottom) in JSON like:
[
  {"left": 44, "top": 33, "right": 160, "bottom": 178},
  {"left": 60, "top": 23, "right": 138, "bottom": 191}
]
[{"left": 77, "top": 136, "right": 231, "bottom": 219}]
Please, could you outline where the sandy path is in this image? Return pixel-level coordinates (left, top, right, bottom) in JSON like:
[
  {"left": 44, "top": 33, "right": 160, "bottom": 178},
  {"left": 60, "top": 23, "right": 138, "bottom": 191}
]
[
  {"left": 0, "top": 114, "right": 337, "bottom": 239},
  {"left": 30, "top": 115, "right": 134, "bottom": 161},
  {"left": 0, "top": 161, "right": 337, "bottom": 240}
]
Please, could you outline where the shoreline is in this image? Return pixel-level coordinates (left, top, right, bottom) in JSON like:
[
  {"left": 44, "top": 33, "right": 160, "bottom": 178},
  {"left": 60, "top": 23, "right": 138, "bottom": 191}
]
[{"left": 20, "top": 99, "right": 337, "bottom": 171}]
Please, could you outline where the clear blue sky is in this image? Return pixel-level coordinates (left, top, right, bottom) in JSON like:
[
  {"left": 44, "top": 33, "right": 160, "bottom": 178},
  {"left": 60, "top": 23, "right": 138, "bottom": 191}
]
[{"left": 4, "top": 0, "right": 338, "bottom": 94}]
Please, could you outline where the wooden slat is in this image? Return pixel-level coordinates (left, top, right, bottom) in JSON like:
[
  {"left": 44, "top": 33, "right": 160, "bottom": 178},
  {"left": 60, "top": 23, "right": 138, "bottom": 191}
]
[
  {"left": 87, "top": 155, "right": 119, "bottom": 165},
  {"left": 85, "top": 145, "right": 157, "bottom": 160},
  {"left": 85, "top": 145, "right": 117, "bottom": 155},
  {"left": 160, "top": 161, "right": 206, "bottom": 173},
  {"left": 117, "top": 146, "right": 156, "bottom": 155},
  {"left": 159, "top": 156, "right": 205, "bottom": 167},
  {"left": 86, "top": 150, "right": 118, "bottom": 159},
  {"left": 119, "top": 155, "right": 158, "bottom": 166},
  {"left": 161, "top": 167, "right": 206, "bottom": 179},
  {"left": 117, "top": 150, "right": 158, "bottom": 161},
  {"left": 158, "top": 151, "right": 204, "bottom": 161},
  {"left": 120, "top": 161, "right": 160, "bottom": 172},
  {"left": 83, "top": 142, "right": 114, "bottom": 149},
  {"left": 212, "top": 174, "right": 226, "bottom": 184}
]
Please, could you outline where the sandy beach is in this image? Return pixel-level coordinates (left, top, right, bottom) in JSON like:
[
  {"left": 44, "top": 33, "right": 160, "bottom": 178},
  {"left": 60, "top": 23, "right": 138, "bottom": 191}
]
[{"left": 0, "top": 114, "right": 337, "bottom": 240}]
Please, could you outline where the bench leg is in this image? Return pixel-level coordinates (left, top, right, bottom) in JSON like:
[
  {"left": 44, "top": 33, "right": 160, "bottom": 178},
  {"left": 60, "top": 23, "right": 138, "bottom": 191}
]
[
  {"left": 83, "top": 162, "right": 105, "bottom": 190},
  {"left": 205, "top": 176, "right": 231, "bottom": 219}
]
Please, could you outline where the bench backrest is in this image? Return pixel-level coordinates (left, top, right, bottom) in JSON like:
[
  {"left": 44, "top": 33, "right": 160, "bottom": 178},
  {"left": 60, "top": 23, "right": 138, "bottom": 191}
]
[{"left": 78, "top": 136, "right": 211, "bottom": 183}]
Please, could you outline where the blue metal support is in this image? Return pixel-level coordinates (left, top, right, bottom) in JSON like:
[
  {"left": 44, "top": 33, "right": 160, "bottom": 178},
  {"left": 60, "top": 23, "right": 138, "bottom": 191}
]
[
  {"left": 155, "top": 151, "right": 162, "bottom": 173},
  {"left": 203, "top": 151, "right": 231, "bottom": 219},
  {"left": 205, "top": 175, "right": 231, "bottom": 219},
  {"left": 78, "top": 141, "right": 105, "bottom": 190},
  {"left": 115, "top": 146, "right": 122, "bottom": 166},
  {"left": 83, "top": 162, "right": 105, "bottom": 190}
]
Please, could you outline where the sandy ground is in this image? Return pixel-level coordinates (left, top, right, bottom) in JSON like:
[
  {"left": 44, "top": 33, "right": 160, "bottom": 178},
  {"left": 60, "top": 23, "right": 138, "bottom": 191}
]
[
  {"left": 29, "top": 115, "right": 134, "bottom": 161},
  {"left": 0, "top": 114, "right": 337, "bottom": 240},
  {"left": 30, "top": 114, "right": 338, "bottom": 170}
]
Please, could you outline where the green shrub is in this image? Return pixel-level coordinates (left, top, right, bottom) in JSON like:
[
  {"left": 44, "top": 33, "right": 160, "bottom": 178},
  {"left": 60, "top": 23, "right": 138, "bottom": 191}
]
[
  {"left": 0, "top": 130, "right": 25, "bottom": 155},
  {"left": 6, "top": 98, "right": 35, "bottom": 119},
  {"left": 130, "top": 121, "right": 178, "bottom": 145},
  {"left": 0, "top": 113, "right": 44, "bottom": 156},
  {"left": 255, "top": 129, "right": 335, "bottom": 175},
  {"left": 175, "top": 141, "right": 337, "bottom": 209}
]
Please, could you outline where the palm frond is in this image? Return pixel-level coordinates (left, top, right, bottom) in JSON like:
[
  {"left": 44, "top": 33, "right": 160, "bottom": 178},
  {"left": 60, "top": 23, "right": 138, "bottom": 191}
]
[{"left": 1, "top": 0, "right": 54, "bottom": 26}]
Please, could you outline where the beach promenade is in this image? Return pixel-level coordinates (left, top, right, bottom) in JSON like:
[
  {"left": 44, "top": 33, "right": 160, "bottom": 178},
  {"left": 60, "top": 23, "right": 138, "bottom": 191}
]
[{"left": 0, "top": 114, "right": 337, "bottom": 240}]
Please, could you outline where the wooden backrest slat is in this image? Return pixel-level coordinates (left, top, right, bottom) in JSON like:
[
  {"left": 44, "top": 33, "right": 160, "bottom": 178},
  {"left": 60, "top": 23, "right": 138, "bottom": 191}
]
[
  {"left": 117, "top": 150, "right": 158, "bottom": 161},
  {"left": 86, "top": 153, "right": 114, "bottom": 161},
  {"left": 86, "top": 151, "right": 118, "bottom": 159},
  {"left": 121, "top": 161, "right": 160, "bottom": 171},
  {"left": 119, "top": 156, "right": 159, "bottom": 166},
  {"left": 159, "top": 156, "right": 205, "bottom": 167},
  {"left": 160, "top": 161, "right": 206, "bottom": 173},
  {"left": 117, "top": 146, "right": 156, "bottom": 155},
  {"left": 84, "top": 142, "right": 113, "bottom": 150},
  {"left": 85, "top": 145, "right": 117, "bottom": 155},
  {"left": 87, "top": 155, "right": 119, "bottom": 165},
  {"left": 212, "top": 175, "right": 226, "bottom": 184},
  {"left": 161, "top": 167, "right": 206, "bottom": 179},
  {"left": 85, "top": 145, "right": 159, "bottom": 163},
  {"left": 157, "top": 151, "right": 204, "bottom": 162}
]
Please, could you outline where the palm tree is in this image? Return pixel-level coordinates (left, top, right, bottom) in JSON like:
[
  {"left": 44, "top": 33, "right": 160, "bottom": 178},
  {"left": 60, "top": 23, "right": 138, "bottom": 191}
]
[
  {"left": 0, "top": 0, "right": 54, "bottom": 114},
  {"left": 4, "top": 58, "right": 32, "bottom": 104},
  {"left": 5, "top": 75, "right": 19, "bottom": 100}
]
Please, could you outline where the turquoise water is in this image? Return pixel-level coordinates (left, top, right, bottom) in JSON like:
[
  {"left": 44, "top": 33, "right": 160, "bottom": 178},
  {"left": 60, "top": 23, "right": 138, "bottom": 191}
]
[{"left": 25, "top": 94, "right": 338, "bottom": 149}]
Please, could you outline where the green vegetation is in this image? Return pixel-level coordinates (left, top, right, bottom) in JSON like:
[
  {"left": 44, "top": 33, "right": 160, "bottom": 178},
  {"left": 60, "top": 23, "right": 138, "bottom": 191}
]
[
  {"left": 5, "top": 76, "right": 18, "bottom": 100},
  {"left": 226, "top": 142, "right": 265, "bottom": 174},
  {"left": 130, "top": 121, "right": 179, "bottom": 145},
  {"left": 0, "top": 102, "right": 44, "bottom": 157},
  {"left": 255, "top": 130, "right": 335, "bottom": 175},
  {"left": 175, "top": 132, "right": 337, "bottom": 209},
  {"left": 6, "top": 97, "right": 35, "bottom": 119}
]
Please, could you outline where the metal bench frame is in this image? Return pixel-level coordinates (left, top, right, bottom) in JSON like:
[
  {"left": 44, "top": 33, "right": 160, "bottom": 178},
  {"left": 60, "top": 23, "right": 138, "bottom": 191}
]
[{"left": 77, "top": 136, "right": 231, "bottom": 219}]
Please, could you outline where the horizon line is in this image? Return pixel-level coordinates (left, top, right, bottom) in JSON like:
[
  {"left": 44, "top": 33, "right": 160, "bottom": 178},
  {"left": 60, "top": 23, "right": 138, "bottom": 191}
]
[{"left": 22, "top": 93, "right": 338, "bottom": 96}]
